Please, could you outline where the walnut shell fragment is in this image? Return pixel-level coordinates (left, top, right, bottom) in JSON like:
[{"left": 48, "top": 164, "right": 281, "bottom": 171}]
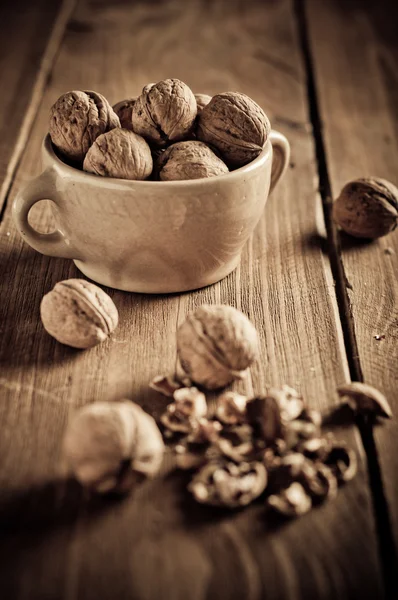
[
  {"left": 157, "top": 141, "right": 228, "bottom": 181},
  {"left": 49, "top": 90, "right": 120, "bottom": 164},
  {"left": 63, "top": 401, "right": 164, "bottom": 493},
  {"left": 197, "top": 92, "right": 270, "bottom": 168},
  {"left": 83, "top": 128, "right": 152, "bottom": 180},
  {"left": 40, "top": 279, "right": 118, "bottom": 349},
  {"left": 189, "top": 461, "right": 267, "bottom": 508},
  {"left": 132, "top": 78, "right": 197, "bottom": 147},
  {"left": 337, "top": 382, "right": 393, "bottom": 419},
  {"left": 333, "top": 178, "right": 398, "bottom": 239},
  {"left": 177, "top": 305, "right": 259, "bottom": 390},
  {"left": 112, "top": 97, "right": 136, "bottom": 130}
]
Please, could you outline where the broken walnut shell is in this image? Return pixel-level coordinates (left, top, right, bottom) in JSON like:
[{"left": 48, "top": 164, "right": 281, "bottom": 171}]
[
  {"left": 49, "top": 90, "right": 120, "bottom": 164},
  {"left": 336, "top": 382, "right": 392, "bottom": 419},
  {"left": 333, "top": 177, "right": 398, "bottom": 239},
  {"left": 177, "top": 304, "right": 259, "bottom": 390},
  {"left": 83, "top": 128, "right": 152, "bottom": 180},
  {"left": 157, "top": 140, "right": 228, "bottom": 181},
  {"left": 63, "top": 401, "right": 164, "bottom": 493},
  {"left": 40, "top": 279, "right": 118, "bottom": 349},
  {"left": 197, "top": 92, "right": 271, "bottom": 168},
  {"left": 132, "top": 78, "right": 197, "bottom": 148}
]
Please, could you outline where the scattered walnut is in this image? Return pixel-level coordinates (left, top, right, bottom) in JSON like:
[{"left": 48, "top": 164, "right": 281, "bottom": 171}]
[
  {"left": 268, "top": 482, "right": 312, "bottom": 518},
  {"left": 49, "top": 90, "right": 120, "bottom": 164},
  {"left": 132, "top": 78, "right": 197, "bottom": 147},
  {"left": 112, "top": 97, "right": 136, "bottom": 130},
  {"left": 246, "top": 395, "right": 283, "bottom": 445},
  {"left": 197, "top": 92, "right": 270, "bottom": 168},
  {"left": 160, "top": 387, "right": 207, "bottom": 433},
  {"left": 150, "top": 374, "right": 184, "bottom": 398},
  {"left": 63, "top": 400, "right": 164, "bottom": 493},
  {"left": 336, "top": 382, "right": 392, "bottom": 419},
  {"left": 83, "top": 128, "right": 152, "bottom": 180},
  {"left": 333, "top": 178, "right": 398, "bottom": 239},
  {"left": 156, "top": 141, "right": 228, "bottom": 181},
  {"left": 194, "top": 93, "right": 212, "bottom": 115},
  {"left": 40, "top": 279, "right": 118, "bottom": 349},
  {"left": 177, "top": 305, "right": 259, "bottom": 389},
  {"left": 216, "top": 391, "right": 248, "bottom": 425},
  {"left": 323, "top": 442, "right": 357, "bottom": 483},
  {"left": 189, "top": 460, "right": 267, "bottom": 508}
]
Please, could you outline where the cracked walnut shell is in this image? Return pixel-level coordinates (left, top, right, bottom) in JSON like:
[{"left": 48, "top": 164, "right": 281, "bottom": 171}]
[
  {"left": 157, "top": 141, "right": 228, "bottom": 181},
  {"left": 49, "top": 90, "right": 120, "bottom": 164},
  {"left": 40, "top": 279, "right": 118, "bottom": 348},
  {"left": 333, "top": 177, "right": 398, "bottom": 239},
  {"left": 83, "top": 128, "right": 153, "bottom": 180},
  {"left": 132, "top": 78, "right": 197, "bottom": 147},
  {"left": 177, "top": 305, "right": 259, "bottom": 389},
  {"left": 63, "top": 401, "right": 164, "bottom": 493},
  {"left": 197, "top": 92, "right": 271, "bottom": 168}
]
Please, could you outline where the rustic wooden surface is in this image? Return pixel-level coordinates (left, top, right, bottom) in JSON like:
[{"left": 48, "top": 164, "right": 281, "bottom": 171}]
[{"left": 0, "top": 0, "right": 396, "bottom": 598}]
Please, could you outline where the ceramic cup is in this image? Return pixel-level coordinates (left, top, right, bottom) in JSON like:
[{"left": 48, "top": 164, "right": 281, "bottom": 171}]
[{"left": 13, "top": 132, "right": 290, "bottom": 293}]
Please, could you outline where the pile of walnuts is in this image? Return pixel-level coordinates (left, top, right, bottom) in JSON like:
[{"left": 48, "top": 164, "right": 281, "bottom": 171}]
[{"left": 48, "top": 79, "right": 271, "bottom": 182}]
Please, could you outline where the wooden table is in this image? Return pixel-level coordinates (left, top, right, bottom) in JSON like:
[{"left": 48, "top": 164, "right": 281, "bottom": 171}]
[{"left": 0, "top": 0, "right": 397, "bottom": 598}]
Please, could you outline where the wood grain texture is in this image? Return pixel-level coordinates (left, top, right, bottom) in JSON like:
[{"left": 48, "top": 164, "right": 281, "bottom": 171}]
[
  {"left": 0, "top": 0, "right": 383, "bottom": 598},
  {"left": 0, "top": 0, "right": 72, "bottom": 214},
  {"left": 306, "top": 0, "right": 398, "bottom": 552}
]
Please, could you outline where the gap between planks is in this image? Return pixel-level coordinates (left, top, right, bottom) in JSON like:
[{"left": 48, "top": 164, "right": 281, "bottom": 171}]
[
  {"left": 0, "top": 0, "right": 77, "bottom": 223},
  {"left": 296, "top": 0, "right": 398, "bottom": 596}
]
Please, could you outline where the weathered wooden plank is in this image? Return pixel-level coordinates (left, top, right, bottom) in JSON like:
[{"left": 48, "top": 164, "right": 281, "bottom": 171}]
[
  {"left": 0, "top": 0, "right": 382, "bottom": 598},
  {"left": 306, "top": 0, "right": 398, "bottom": 566},
  {"left": 0, "top": 0, "right": 75, "bottom": 215}
]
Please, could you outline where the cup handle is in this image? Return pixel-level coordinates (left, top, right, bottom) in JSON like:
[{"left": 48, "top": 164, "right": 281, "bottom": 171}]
[
  {"left": 12, "top": 168, "right": 77, "bottom": 259},
  {"left": 269, "top": 130, "right": 290, "bottom": 194}
]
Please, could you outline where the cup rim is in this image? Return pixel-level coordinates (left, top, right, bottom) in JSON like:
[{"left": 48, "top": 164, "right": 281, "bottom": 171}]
[{"left": 43, "top": 133, "right": 271, "bottom": 188}]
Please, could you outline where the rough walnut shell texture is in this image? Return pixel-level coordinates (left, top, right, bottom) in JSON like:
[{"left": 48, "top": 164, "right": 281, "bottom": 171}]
[
  {"left": 63, "top": 401, "right": 164, "bottom": 494},
  {"left": 40, "top": 279, "right": 118, "bottom": 349},
  {"left": 194, "top": 93, "right": 212, "bottom": 115},
  {"left": 157, "top": 141, "right": 228, "bottom": 181},
  {"left": 177, "top": 305, "right": 259, "bottom": 390},
  {"left": 197, "top": 92, "right": 270, "bottom": 168},
  {"left": 112, "top": 97, "right": 136, "bottom": 130},
  {"left": 132, "top": 78, "right": 197, "bottom": 148},
  {"left": 49, "top": 90, "right": 120, "bottom": 164},
  {"left": 83, "top": 128, "right": 153, "bottom": 180},
  {"left": 333, "top": 177, "right": 398, "bottom": 239}
]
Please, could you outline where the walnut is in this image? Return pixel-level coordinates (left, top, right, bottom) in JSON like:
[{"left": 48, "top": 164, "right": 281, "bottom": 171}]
[
  {"left": 112, "top": 97, "right": 136, "bottom": 129},
  {"left": 49, "top": 90, "right": 120, "bottom": 164},
  {"left": 63, "top": 401, "right": 164, "bottom": 494},
  {"left": 194, "top": 93, "right": 212, "bottom": 115},
  {"left": 157, "top": 141, "right": 228, "bottom": 181},
  {"left": 160, "top": 387, "right": 207, "bottom": 433},
  {"left": 337, "top": 382, "right": 392, "bottom": 419},
  {"left": 40, "top": 279, "right": 118, "bottom": 349},
  {"left": 177, "top": 305, "right": 259, "bottom": 390},
  {"left": 196, "top": 92, "right": 270, "bottom": 168},
  {"left": 216, "top": 391, "right": 248, "bottom": 425},
  {"left": 83, "top": 128, "right": 152, "bottom": 180},
  {"left": 333, "top": 177, "right": 398, "bottom": 238},
  {"left": 132, "top": 78, "right": 197, "bottom": 147},
  {"left": 267, "top": 482, "right": 312, "bottom": 518}
]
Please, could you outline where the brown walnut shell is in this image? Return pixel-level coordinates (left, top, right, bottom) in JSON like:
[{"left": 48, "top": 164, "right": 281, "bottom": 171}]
[
  {"left": 333, "top": 177, "right": 398, "bottom": 239},
  {"left": 132, "top": 78, "right": 197, "bottom": 147},
  {"left": 194, "top": 93, "right": 212, "bottom": 115},
  {"left": 83, "top": 128, "right": 152, "bottom": 180},
  {"left": 196, "top": 92, "right": 270, "bottom": 168},
  {"left": 49, "top": 90, "right": 120, "bottom": 164},
  {"left": 157, "top": 141, "right": 228, "bottom": 181},
  {"left": 112, "top": 97, "right": 136, "bottom": 130}
]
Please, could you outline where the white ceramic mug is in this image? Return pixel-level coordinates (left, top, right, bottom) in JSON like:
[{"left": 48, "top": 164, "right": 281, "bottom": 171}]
[{"left": 13, "top": 132, "right": 290, "bottom": 293}]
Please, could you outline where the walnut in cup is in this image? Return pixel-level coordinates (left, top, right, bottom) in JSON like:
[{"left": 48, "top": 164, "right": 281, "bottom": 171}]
[{"left": 157, "top": 141, "right": 228, "bottom": 181}]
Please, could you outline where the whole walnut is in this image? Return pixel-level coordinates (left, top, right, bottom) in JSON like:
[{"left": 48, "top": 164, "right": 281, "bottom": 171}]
[
  {"left": 177, "top": 305, "right": 259, "bottom": 390},
  {"left": 49, "top": 90, "right": 120, "bottom": 164},
  {"left": 333, "top": 177, "right": 398, "bottom": 239},
  {"left": 112, "top": 97, "right": 136, "bottom": 130},
  {"left": 40, "top": 279, "right": 118, "bottom": 348},
  {"left": 63, "top": 401, "right": 165, "bottom": 493},
  {"left": 132, "top": 78, "right": 197, "bottom": 147},
  {"left": 197, "top": 92, "right": 270, "bottom": 168},
  {"left": 194, "top": 93, "right": 212, "bottom": 115},
  {"left": 83, "top": 128, "right": 153, "bottom": 180},
  {"left": 157, "top": 141, "right": 228, "bottom": 181}
]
